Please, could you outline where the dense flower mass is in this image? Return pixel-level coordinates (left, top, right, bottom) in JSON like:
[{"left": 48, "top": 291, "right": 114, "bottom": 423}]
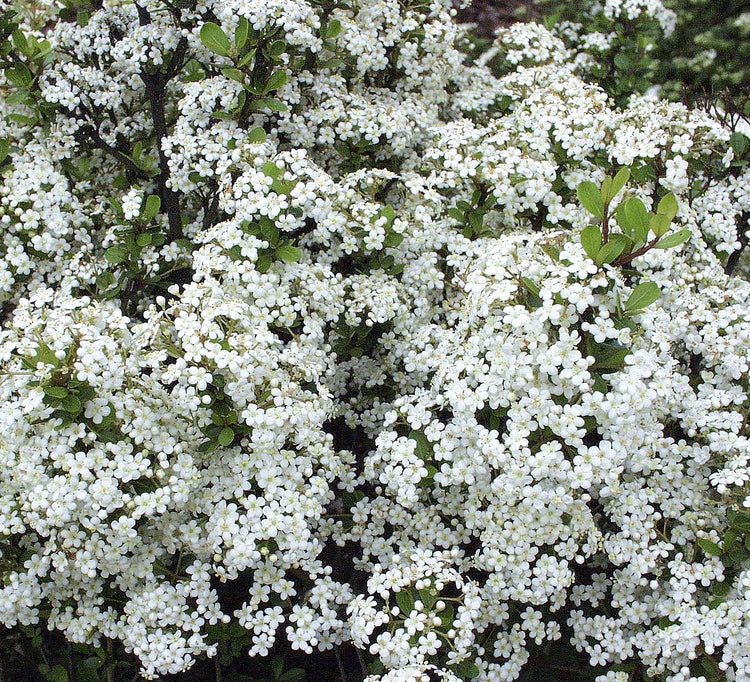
[{"left": 0, "top": 0, "right": 748, "bottom": 679}]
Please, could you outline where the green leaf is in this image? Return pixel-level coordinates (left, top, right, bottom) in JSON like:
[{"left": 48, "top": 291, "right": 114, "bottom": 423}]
[
  {"left": 11, "top": 29, "right": 28, "bottom": 57},
  {"left": 408, "top": 430, "right": 432, "bottom": 459},
  {"left": 595, "top": 234, "right": 629, "bottom": 266},
  {"left": 712, "top": 581, "right": 730, "bottom": 597},
  {"left": 622, "top": 197, "right": 650, "bottom": 243},
  {"left": 625, "top": 281, "right": 660, "bottom": 312},
  {"left": 200, "top": 22, "right": 232, "bottom": 57},
  {"left": 656, "top": 193, "right": 678, "bottom": 220},
  {"left": 325, "top": 19, "right": 342, "bottom": 39},
  {"left": 654, "top": 229, "right": 691, "bottom": 249},
  {"left": 140, "top": 195, "right": 160, "bottom": 223},
  {"left": 249, "top": 97, "right": 289, "bottom": 113},
  {"left": 260, "top": 220, "right": 279, "bottom": 245},
  {"left": 0, "top": 139, "right": 10, "bottom": 165},
  {"left": 728, "top": 509, "right": 750, "bottom": 532},
  {"left": 6, "top": 113, "right": 36, "bottom": 126},
  {"left": 104, "top": 245, "right": 128, "bottom": 265},
  {"left": 62, "top": 394, "right": 82, "bottom": 415},
  {"left": 5, "top": 64, "right": 32, "bottom": 88},
  {"left": 418, "top": 587, "right": 437, "bottom": 610},
  {"left": 267, "top": 41, "right": 287, "bottom": 59},
  {"left": 609, "top": 167, "right": 630, "bottom": 201},
  {"left": 591, "top": 340, "right": 630, "bottom": 369},
  {"left": 136, "top": 233, "right": 152, "bottom": 246},
  {"left": 730, "top": 131, "right": 748, "bottom": 158},
  {"left": 521, "top": 277, "right": 540, "bottom": 296},
  {"left": 541, "top": 242, "right": 560, "bottom": 261},
  {"left": 278, "top": 670, "right": 306, "bottom": 682},
  {"left": 218, "top": 427, "right": 235, "bottom": 447},
  {"left": 453, "top": 660, "right": 480, "bottom": 680},
  {"left": 383, "top": 232, "right": 403, "bottom": 248},
  {"left": 235, "top": 17, "right": 249, "bottom": 51},
  {"left": 247, "top": 127, "right": 267, "bottom": 144},
  {"left": 276, "top": 245, "right": 302, "bottom": 263},
  {"left": 649, "top": 213, "right": 671, "bottom": 238},
  {"left": 47, "top": 665, "right": 69, "bottom": 682},
  {"left": 395, "top": 590, "right": 412, "bottom": 615},
  {"left": 697, "top": 538, "right": 722, "bottom": 557},
  {"left": 237, "top": 49, "right": 256, "bottom": 68},
  {"left": 77, "top": 657, "right": 102, "bottom": 682},
  {"left": 466, "top": 210, "right": 483, "bottom": 234},
  {"left": 614, "top": 52, "right": 632, "bottom": 72},
  {"left": 222, "top": 67, "right": 245, "bottom": 83},
  {"left": 198, "top": 439, "right": 219, "bottom": 454},
  {"left": 614, "top": 201, "right": 633, "bottom": 238},
  {"left": 581, "top": 225, "right": 602, "bottom": 260},
  {"left": 263, "top": 70, "right": 288, "bottom": 94},
  {"left": 44, "top": 386, "right": 69, "bottom": 399},
  {"left": 577, "top": 181, "right": 604, "bottom": 220},
  {"left": 256, "top": 254, "right": 272, "bottom": 273},
  {"left": 262, "top": 162, "right": 282, "bottom": 179}
]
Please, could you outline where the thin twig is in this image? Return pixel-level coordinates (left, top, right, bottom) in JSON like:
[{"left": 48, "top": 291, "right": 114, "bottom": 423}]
[{"left": 334, "top": 647, "right": 348, "bottom": 682}]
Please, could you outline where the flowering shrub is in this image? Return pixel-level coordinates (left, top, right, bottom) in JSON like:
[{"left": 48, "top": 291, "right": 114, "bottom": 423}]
[
  {"left": 0, "top": 0, "right": 749, "bottom": 680},
  {"left": 536, "top": 0, "right": 749, "bottom": 102}
]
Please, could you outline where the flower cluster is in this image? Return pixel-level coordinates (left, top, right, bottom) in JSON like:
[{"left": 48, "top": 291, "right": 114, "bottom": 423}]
[{"left": 0, "top": 0, "right": 748, "bottom": 680}]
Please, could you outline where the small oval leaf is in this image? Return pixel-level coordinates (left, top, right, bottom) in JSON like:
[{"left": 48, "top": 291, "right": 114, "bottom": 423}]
[
  {"left": 578, "top": 181, "right": 605, "bottom": 220},
  {"left": 625, "top": 281, "right": 660, "bottom": 312},
  {"left": 656, "top": 192, "right": 678, "bottom": 220},
  {"left": 609, "top": 167, "right": 630, "bottom": 201},
  {"left": 581, "top": 225, "right": 602, "bottom": 260},
  {"left": 654, "top": 229, "right": 691, "bottom": 250},
  {"left": 276, "top": 245, "right": 302, "bottom": 263},
  {"left": 697, "top": 538, "right": 722, "bottom": 557},
  {"left": 200, "top": 22, "right": 232, "bottom": 57},
  {"left": 218, "top": 427, "right": 235, "bottom": 447}
]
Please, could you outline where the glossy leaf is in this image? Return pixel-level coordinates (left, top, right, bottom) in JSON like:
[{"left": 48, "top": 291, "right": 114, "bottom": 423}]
[
  {"left": 141, "top": 194, "right": 160, "bottom": 223},
  {"left": 247, "top": 127, "right": 267, "bottom": 144},
  {"left": 200, "top": 22, "right": 232, "bottom": 57},
  {"left": 595, "top": 234, "right": 630, "bottom": 266},
  {"left": 697, "top": 538, "right": 722, "bottom": 557},
  {"left": 622, "top": 197, "right": 650, "bottom": 243},
  {"left": 395, "top": 590, "right": 412, "bottom": 615},
  {"left": 609, "top": 167, "right": 630, "bottom": 200},
  {"left": 105, "top": 245, "right": 128, "bottom": 264},
  {"left": 325, "top": 19, "right": 342, "bottom": 39},
  {"left": 218, "top": 427, "right": 235, "bottom": 446},
  {"left": 730, "top": 131, "right": 748, "bottom": 158},
  {"left": 234, "top": 17, "right": 249, "bottom": 51},
  {"left": 44, "top": 386, "right": 68, "bottom": 399},
  {"left": 581, "top": 225, "right": 602, "bottom": 259},
  {"left": 577, "top": 181, "right": 604, "bottom": 219},
  {"left": 654, "top": 229, "right": 691, "bottom": 249},
  {"left": 625, "top": 281, "right": 660, "bottom": 312},
  {"left": 264, "top": 70, "right": 288, "bottom": 94},
  {"left": 649, "top": 213, "right": 671, "bottom": 238},
  {"left": 249, "top": 97, "right": 289, "bottom": 113},
  {"left": 276, "top": 245, "right": 302, "bottom": 263},
  {"left": 656, "top": 192, "right": 678, "bottom": 220}
]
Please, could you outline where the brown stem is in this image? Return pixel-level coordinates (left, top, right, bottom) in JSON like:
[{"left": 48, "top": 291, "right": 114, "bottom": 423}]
[
  {"left": 334, "top": 647, "right": 348, "bottom": 681},
  {"left": 106, "top": 639, "right": 114, "bottom": 682},
  {"left": 724, "top": 211, "right": 749, "bottom": 275},
  {"left": 601, "top": 206, "right": 610, "bottom": 244},
  {"left": 613, "top": 236, "right": 660, "bottom": 266},
  {"left": 75, "top": 121, "right": 151, "bottom": 181},
  {"left": 142, "top": 70, "right": 183, "bottom": 241},
  {"left": 136, "top": 4, "right": 185, "bottom": 241}
]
